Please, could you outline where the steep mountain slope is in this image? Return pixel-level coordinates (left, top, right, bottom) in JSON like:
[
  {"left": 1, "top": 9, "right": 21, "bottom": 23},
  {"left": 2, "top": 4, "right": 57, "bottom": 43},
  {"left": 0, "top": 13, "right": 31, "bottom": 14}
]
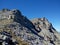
[{"left": 0, "top": 9, "right": 60, "bottom": 45}]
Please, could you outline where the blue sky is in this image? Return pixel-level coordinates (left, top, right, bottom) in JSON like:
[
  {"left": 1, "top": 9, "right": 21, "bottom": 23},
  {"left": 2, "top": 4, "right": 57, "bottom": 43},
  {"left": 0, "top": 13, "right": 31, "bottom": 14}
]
[{"left": 0, "top": 0, "right": 60, "bottom": 32}]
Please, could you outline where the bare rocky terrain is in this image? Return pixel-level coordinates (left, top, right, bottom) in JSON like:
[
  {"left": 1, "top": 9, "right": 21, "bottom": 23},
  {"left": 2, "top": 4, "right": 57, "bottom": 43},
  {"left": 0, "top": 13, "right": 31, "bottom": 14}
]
[{"left": 0, "top": 9, "right": 60, "bottom": 45}]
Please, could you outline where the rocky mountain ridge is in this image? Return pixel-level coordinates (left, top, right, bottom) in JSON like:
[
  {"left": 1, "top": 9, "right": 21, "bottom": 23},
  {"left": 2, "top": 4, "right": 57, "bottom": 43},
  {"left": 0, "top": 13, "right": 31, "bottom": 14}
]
[{"left": 0, "top": 9, "right": 60, "bottom": 45}]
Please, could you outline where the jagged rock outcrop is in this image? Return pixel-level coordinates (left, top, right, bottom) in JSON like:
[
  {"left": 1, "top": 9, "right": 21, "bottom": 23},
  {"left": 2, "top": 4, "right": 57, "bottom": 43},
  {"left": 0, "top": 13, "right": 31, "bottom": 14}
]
[
  {"left": 0, "top": 9, "right": 60, "bottom": 45},
  {"left": 31, "top": 18, "right": 60, "bottom": 45}
]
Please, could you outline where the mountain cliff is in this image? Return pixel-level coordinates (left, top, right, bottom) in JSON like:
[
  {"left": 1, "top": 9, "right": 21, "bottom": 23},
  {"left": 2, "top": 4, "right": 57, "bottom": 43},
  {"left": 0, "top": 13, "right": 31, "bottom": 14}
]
[{"left": 0, "top": 9, "right": 60, "bottom": 45}]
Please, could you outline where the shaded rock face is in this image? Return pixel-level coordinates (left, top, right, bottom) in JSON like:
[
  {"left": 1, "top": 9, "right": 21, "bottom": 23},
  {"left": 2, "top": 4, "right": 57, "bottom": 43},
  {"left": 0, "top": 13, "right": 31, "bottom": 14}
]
[{"left": 0, "top": 9, "right": 60, "bottom": 45}]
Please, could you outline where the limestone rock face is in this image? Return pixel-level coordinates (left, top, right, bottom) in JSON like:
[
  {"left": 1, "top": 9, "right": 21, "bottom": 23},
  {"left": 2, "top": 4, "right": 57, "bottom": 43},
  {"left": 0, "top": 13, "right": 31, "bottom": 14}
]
[{"left": 0, "top": 9, "right": 60, "bottom": 45}]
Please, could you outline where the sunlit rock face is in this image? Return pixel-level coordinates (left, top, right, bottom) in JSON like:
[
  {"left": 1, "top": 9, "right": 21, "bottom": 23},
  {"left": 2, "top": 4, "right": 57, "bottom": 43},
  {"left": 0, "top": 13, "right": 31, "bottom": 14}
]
[{"left": 0, "top": 9, "right": 60, "bottom": 45}]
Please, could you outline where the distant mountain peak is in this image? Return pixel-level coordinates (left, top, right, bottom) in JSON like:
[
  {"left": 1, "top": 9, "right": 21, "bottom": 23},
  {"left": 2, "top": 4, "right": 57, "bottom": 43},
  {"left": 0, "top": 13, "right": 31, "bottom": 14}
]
[
  {"left": 2, "top": 8, "right": 10, "bottom": 12},
  {"left": 40, "top": 17, "right": 48, "bottom": 21}
]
